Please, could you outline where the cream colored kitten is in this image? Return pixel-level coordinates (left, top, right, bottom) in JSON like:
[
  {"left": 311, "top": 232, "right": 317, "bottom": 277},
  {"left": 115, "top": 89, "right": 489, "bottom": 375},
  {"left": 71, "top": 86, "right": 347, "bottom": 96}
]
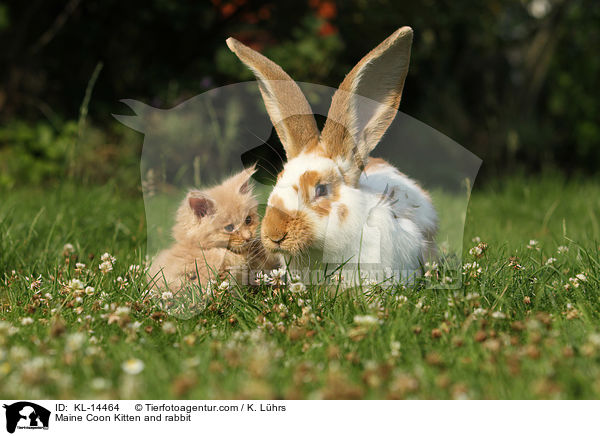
[{"left": 148, "top": 166, "right": 281, "bottom": 291}]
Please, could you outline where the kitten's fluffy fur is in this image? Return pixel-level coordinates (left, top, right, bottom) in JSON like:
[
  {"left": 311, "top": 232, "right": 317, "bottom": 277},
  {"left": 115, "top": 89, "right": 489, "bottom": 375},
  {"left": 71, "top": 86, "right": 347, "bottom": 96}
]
[{"left": 148, "top": 167, "right": 281, "bottom": 291}]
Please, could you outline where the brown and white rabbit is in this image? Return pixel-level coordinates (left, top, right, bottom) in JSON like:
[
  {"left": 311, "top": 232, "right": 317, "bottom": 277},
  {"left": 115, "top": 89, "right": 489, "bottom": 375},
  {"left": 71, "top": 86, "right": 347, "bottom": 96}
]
[{"left": 226, "top": 27, "right": 437, "bottom": 284}]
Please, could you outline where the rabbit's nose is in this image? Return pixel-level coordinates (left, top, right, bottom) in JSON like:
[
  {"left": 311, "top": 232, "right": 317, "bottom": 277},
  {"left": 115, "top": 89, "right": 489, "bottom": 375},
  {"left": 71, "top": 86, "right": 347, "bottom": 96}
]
[
  {"left": 269, "top": 233, "right": 287, "bottom": 244},
  {"left": 263, "top": 205, "right": 290, "bottom": 244}
]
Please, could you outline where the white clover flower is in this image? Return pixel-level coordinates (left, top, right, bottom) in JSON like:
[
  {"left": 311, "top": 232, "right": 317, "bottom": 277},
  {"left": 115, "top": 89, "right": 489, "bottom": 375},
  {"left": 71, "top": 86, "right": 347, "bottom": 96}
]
[
  {"left": 527, "top": 240, "right": 539, "bottom": 248},
  {"left": 363, "top": 278, "right": 379, "bottom": 286},
  {"left": 10, "top": 346, "right": 29, "bottom": 361},
  {"left": 331, "top": 272, "right": 344, "bottom": 283},
  {"left": 20, "top": 317, "right": 34, "bottom": 326},
  {"left": 462, "top": 262, "right": 483, "bottom": 277},
  {"left": 162, "top": 322, "right": 176, "bottom": 334},
  {"left": 63, "top": 243, "right": 75, "bottom": 254},
  {"left": 545, "top": 257, "right": 557, "bottom": 265},
  {"left": 121, "top": 358, "right": 144, "bottom": 375},
  {"left": 395, "top": 295, "right": 408, "bottom": 304},
  {"left": 67, "top": 279, "right": 85, "bottom": 291},
  {"left": 22, "top": 356, "right": 49, "bottom": 373},
  {"left": 99, "top": 261, "right": 113, "bottom": 274},
  {"left": 255, "top": 271, "right": 269, "bottom": 284},
  {"left": 116, "top": 276, "right": 129, "bottom": 289},
  {"left": 472, "top": 236, "right": 481, "bottom": 243},
  {"left": 424, "top": 261, "right": 439, "bottom": 271},
  {"left": 271, "top": 267, "right": 286, "bottom": 278},
  {"left": 472, "top": 308, "right": 487, "bottom": 317},
  {"left": 91, "top": 378, "right": 110, "bottom": 390},
  {"left": 29, "top": 278, "right": 42, "bottom": 291},
  {"left": 353, "top": 314, "right": 379, "bottom": 327},
  {"left": 161, "top": 291, "right": 174, "bottom": 300},
  {"left": 588, "top": 333, "right": 600, "bottom": 346},
  {"left": 101, "top": 252, "right": 116, "bottom": 264},
  {"left": 269, "top": 268, "right": 286, "bottom": 286},
  {"left": 568, "top": 277, "right": 581, "bottom": 288},
  {"left": 289, "top": 282, "right": 306, "bottom": 294},
  {"left": 557, "top": 245, "right": 569, "bottom": 254},
  {"left": 128, "top": 264, "right": 141, "bottom": 275},
  {"left": 75, "top": 262, "right": 86, "bottom": 270},
  {"left": 218, "top": 280, "right": 231, "bottom": 291},
  {"left": 469, "top": 246, "right": 483, "bottom": 257},
  {"left": 114, "top": 306, "right": 130, "bottom": 316},
  {"left": 85, "top": 286, "right": 95, "bottom": 296},
  {"left": 44, "top": 293, "right": 53, "bottom": 300},
  {"left": 576, "top": 273, "right": 587, "bottom": 282},
  {"left": 491, "top": 311, "right": 507, "bottom": 319},
  {"left": 390, "top": 341, "right": 401, "bottom": 358},
  {"left": 65, "top": 332, "right": 86, "bottom": 352}
]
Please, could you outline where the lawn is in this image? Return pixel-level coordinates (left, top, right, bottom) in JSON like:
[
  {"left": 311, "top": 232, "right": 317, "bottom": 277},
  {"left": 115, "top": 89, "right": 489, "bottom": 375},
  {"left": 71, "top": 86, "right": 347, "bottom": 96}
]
[{"left": 1, "top": 174, "right": 599, "bottom": 399}]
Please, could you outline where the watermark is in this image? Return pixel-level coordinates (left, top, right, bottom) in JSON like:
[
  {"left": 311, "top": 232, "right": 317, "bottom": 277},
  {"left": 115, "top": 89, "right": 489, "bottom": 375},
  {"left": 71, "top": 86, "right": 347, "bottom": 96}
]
[
  {"left": 3, "top": 402, "right": 51, "bottom": 434},
  {"left": 115, "top": 28, "right": 481, "bottom": 318}
]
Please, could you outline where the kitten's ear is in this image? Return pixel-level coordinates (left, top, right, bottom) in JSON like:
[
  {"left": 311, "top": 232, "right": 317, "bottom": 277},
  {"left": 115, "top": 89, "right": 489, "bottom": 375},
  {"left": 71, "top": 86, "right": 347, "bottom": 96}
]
[
  {"left": 188, "top": 196, "right": 215, "bottom": 218},
  {"left": 236, "top": 164, "right": 257, "bottom": 194}
]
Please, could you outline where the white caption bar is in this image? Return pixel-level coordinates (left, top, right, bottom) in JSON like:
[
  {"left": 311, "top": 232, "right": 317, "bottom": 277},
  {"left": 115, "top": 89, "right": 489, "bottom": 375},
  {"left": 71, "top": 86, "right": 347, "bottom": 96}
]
[{"left": 0, "top": 400, "right": 597, "bottom": 435}]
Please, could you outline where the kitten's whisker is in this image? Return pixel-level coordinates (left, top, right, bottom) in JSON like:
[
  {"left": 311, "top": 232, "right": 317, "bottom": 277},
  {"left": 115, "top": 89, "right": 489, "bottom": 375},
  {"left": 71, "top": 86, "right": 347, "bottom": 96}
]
[
  {"left": 245, "top": 129, "right": 285, "bottom": 170},
  {"left": 260, "top": 166, "right": 280, "bottom": 181}
]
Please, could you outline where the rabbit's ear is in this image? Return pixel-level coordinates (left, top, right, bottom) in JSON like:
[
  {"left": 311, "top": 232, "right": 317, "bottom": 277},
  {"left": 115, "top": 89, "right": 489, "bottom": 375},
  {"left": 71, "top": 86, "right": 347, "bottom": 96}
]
[
  {"left": 321, "top": 27, "right": 413, "bottom": 183},
  {"left": 226, "top": 38, "right": 320, "bottom": 159}
]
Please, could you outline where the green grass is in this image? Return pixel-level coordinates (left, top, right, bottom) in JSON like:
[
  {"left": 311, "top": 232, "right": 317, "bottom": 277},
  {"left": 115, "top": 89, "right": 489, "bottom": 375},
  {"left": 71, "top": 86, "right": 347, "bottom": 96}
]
[{"left": 1, "top": 175, "right": 600, "bottom": 399}]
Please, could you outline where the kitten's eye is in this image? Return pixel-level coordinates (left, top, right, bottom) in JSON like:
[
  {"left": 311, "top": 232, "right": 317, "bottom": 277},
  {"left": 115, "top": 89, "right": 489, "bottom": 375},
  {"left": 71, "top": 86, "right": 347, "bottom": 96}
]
[
  {"left": 315, "top": 183, "right": 328, "bottom": 198},
  {"left": 245, "top": 215, "right": 252, "bottom": 225},
  {"left": 224, "top": 224, "right": 234, "bottom": 232}
]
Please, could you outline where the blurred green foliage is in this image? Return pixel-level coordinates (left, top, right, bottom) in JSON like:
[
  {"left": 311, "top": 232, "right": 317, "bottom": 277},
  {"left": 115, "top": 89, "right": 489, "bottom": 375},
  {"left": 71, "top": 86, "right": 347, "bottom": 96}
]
[
  {"left": 0, "top": 0, "right": 598, "bottom": 188},
  {"left": 0, "top": 121, "right": 76, "bottom": 187},
  {"left": 0, "top": 120, "right": 141, "bottom": 189}
]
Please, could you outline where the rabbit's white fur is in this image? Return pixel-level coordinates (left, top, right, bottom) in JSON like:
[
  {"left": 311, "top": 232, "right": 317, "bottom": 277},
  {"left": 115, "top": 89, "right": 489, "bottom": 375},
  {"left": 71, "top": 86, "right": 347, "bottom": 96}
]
[
  {"left": 268, "top": 153, "right": 436, "bottom": 282},
  {"left": 226, "top": 26, "right": 437, "bottom": 285}
]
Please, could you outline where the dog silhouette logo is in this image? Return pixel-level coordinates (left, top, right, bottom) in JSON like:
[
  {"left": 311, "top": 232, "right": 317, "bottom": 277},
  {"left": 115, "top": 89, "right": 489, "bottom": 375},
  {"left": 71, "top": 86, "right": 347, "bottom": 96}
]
[{"left": 2, "top": 402, "right": 50, "bottom": 433}]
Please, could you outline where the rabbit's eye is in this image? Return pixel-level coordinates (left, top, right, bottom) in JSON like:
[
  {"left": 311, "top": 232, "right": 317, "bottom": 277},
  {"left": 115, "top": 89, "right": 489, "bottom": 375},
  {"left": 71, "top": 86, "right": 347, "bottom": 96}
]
[
  {"left": 224, "top": 224, "right": 234, "bottom": 232},
  {"left": 315, "top": 183, "right": 328, "bottom": 198},
  {"left": 245, "top": 215, "right": 252, "bottom": 225}
]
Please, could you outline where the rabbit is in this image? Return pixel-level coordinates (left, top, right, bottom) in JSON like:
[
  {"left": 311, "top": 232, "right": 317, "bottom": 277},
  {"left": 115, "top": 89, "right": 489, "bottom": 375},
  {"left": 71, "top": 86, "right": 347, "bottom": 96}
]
[{"left": 226, "top": 27, "right": 437, "bottom": 285}]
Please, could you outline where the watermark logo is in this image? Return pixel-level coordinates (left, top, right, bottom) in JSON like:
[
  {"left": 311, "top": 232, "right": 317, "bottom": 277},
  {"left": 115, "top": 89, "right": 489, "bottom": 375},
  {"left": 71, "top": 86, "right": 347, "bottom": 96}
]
[
  {"left": 114, "top": 27, "right": 482, "bottom": 318},
  {"left": 2, "top": 402, "right": 50, "bottom": 434}
]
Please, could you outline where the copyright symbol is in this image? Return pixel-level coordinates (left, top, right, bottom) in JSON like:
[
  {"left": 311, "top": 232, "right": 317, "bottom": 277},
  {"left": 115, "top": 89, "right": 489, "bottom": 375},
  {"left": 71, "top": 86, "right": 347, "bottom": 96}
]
[{"left": 135, "top": 404, "right": 143, "bottom": 411}]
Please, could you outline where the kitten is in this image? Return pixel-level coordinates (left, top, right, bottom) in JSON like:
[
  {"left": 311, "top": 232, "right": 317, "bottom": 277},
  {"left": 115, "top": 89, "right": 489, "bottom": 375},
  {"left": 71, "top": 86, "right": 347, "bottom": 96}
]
[{"left": 148, "top": 166, "right": 281, "bottom": 291}]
